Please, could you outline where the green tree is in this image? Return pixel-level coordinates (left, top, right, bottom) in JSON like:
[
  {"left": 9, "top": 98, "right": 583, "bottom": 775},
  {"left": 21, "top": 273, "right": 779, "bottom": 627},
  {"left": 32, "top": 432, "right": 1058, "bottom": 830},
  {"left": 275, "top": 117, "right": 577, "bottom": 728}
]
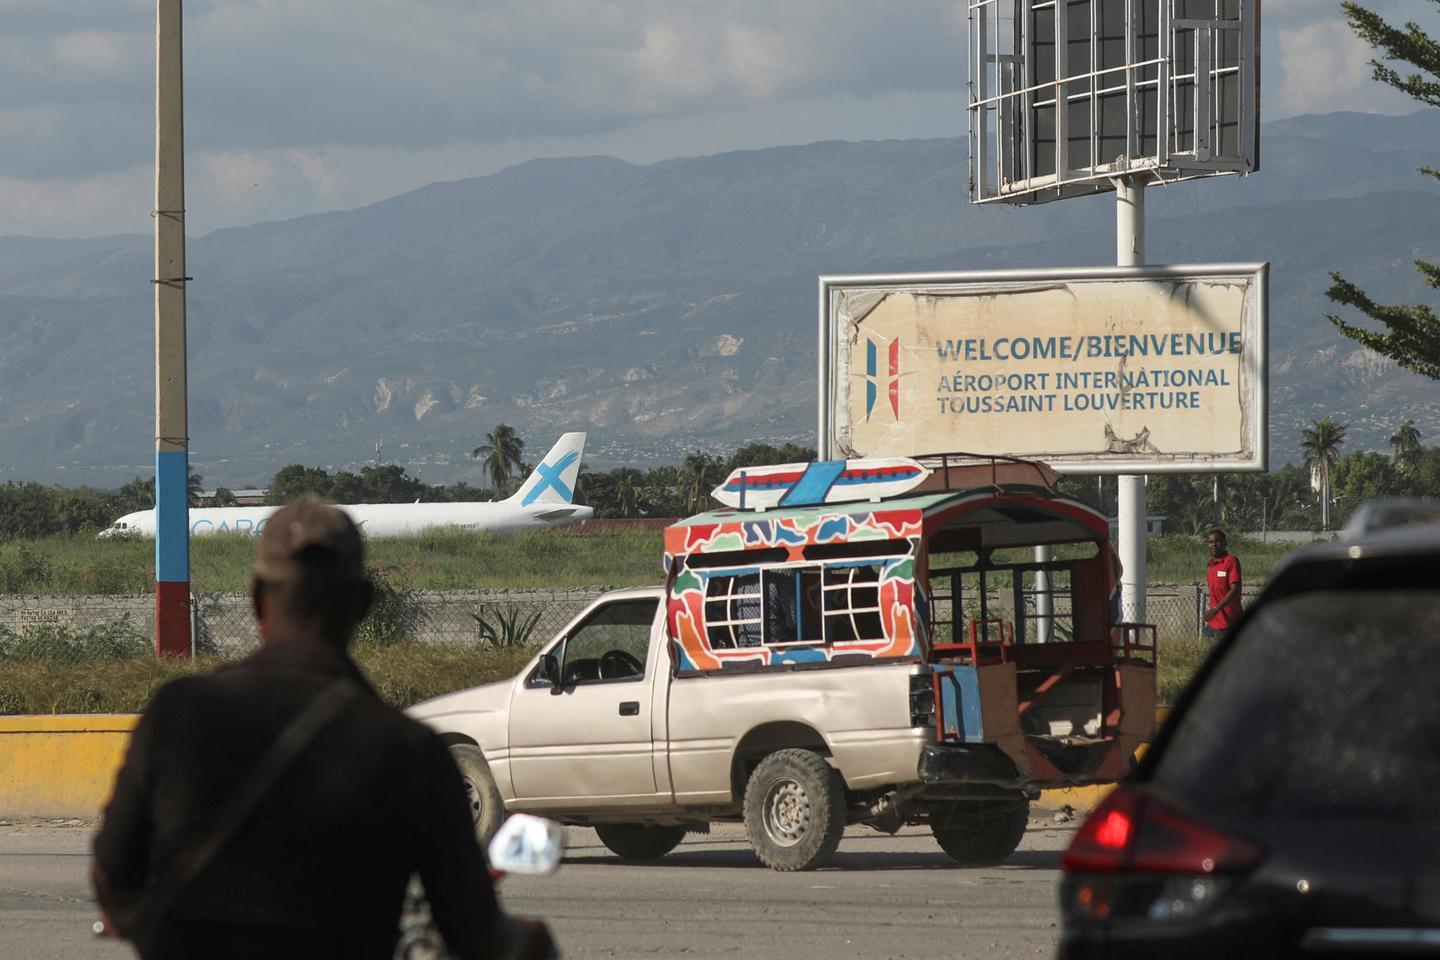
[
  {"left": 724, "top": 443, "right": 816, "bottom": 472},
  {"left": 470, "top": 424, "right": 525, "bottom": 494},
  {"left": 1301, "top": 417, "right": 1348, "bottom": 530},
  {"left": 1258, "top": 465, "right": 1314, "bottom": 532},
  {"left": 1390, "top": 419, "right": 1424, "bottom": 473},
  {"left": 266, "top": 465, "right": 334, "bottom": 504},
  {"left": 642, "top": 465, "right": 685, "bottom": 517},
  {"left": 613, "top": 468, "right": 642, "bottom": 518},
  {"left": 359, "top": 464, "right": 427, "bottom": 503},
  {"left": 213, "top": 487, "right": 238, "bottom": 507},
  {"left": 1326, "top": 3, "right": 1440, "bottom": 376},
  {"left": 678, "top": 452, "right": 724, "bottom": 514},
  {"left": 115, "top": 476, "right": 155, "bottom": 512},
  {"left": 1331, "top": 450, "right": 1401, "bottom": 526}
]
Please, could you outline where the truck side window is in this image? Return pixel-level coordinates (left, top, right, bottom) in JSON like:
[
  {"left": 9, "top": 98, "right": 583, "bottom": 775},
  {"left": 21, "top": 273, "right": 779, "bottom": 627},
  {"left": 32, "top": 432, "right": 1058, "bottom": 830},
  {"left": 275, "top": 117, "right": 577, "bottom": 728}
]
[
  {"left": 557, "top": 598, "right": 657, "bottom": 685},
  {"left": 704, "top": 573, "right": 762, "bottom": 648},
  {"left": 822, "top": 564, "right": 884, "bottom": 642},
  {"left": 762, "top": 569, "right": 823, "bottom": 645}
]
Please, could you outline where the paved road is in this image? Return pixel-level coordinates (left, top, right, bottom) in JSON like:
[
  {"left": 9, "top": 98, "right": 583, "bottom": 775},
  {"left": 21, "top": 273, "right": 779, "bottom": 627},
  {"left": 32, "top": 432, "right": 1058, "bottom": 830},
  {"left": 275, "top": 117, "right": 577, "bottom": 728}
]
[{"left": 0, "top": 817, "right": 1073, "bottom": 959}]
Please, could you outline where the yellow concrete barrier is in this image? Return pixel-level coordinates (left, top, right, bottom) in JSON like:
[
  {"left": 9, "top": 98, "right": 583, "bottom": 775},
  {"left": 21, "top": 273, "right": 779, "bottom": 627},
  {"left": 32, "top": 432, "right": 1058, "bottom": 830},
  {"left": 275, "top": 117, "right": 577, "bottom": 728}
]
[
  {"left": 0, "top": 715, "right": 138, "bottom": 818},
  {"left": 0, "top": 707, "right": 1171, "bottom": 819}
]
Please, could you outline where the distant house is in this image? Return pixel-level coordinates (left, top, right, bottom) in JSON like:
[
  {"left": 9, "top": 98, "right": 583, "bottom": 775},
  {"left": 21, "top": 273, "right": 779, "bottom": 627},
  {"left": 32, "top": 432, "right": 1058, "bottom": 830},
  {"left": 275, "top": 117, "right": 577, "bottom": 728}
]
[{"left": 195, "top": 488, "right": 267, "bottom": 508}]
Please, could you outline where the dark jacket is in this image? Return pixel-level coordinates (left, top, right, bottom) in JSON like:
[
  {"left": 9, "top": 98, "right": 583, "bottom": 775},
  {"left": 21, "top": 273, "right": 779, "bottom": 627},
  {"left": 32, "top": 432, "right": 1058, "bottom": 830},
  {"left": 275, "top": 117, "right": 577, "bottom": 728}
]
[{"left": 93, "top": 640, "right": 502, "bottom": 960}]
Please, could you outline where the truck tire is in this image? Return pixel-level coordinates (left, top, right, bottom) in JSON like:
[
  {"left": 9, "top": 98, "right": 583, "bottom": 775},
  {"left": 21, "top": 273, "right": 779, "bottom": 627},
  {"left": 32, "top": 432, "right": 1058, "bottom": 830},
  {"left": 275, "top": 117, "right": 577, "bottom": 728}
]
[
  {"left": 930, "top": 800, "right": 1029, "bottom": 866},
  {"left": 743, "top": 749, "right": 846, "bottom": 872},
  {"left": 448, "top": 744, "right": 505, "bottom": 845},
  {"left": 594, "top": 824, "right": 687, "bottom": 860}
]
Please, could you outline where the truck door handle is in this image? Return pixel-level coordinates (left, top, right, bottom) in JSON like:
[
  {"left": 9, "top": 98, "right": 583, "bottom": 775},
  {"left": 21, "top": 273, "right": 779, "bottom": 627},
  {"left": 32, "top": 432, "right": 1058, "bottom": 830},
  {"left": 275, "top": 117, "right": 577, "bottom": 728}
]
[{"left": 619, "top": 701, "right": 640, "bottom": 716}]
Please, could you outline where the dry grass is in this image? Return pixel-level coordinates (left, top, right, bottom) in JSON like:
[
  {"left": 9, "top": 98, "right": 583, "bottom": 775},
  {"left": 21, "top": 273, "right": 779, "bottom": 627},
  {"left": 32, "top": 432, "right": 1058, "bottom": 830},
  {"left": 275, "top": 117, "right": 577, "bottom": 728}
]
[
  {"left": 0, "top": 642, "right": 537, "bottom": 716},
  {"left": 1156, "top": 634, "right": 1218, "bottom": 705}
]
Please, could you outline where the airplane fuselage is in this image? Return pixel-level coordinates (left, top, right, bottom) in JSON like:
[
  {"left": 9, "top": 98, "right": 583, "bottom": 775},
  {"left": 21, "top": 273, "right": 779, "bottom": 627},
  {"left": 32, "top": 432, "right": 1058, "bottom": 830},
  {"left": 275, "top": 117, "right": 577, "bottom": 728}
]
[{"left": 103, "top": 500, "right": 594, "bottom": 539}]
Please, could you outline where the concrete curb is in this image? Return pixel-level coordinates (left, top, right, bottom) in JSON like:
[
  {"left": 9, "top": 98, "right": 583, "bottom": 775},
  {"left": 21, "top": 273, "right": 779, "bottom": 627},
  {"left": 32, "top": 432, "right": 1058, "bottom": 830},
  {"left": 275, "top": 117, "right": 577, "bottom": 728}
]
[{"left": 0, "top": 710, "right": 1165, "bottom": 819}]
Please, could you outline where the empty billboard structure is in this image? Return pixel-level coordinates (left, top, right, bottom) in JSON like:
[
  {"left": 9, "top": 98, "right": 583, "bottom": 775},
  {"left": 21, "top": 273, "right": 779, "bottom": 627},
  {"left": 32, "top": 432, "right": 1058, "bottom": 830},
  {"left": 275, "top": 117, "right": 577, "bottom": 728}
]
[{"left": 968, "top": 0, "right": 1259, "bottom": 204}]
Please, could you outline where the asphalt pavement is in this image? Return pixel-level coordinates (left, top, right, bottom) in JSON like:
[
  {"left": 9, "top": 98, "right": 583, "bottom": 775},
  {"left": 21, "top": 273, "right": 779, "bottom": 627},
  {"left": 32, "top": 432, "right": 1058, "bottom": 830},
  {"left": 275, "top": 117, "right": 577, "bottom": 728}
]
[{"left": 0, "top": 816, "right": 1075, "bottom": 959}]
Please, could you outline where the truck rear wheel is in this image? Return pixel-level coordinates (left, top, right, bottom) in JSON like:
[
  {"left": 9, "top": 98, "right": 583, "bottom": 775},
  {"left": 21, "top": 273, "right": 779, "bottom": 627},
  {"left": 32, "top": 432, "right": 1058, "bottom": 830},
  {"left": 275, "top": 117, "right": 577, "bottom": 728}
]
[
  {"left": 930, "top": 800, "right": 1029, "bottom": 866},
  {"left": 448, "top": 744, "right": 505, "bottom": 845},
  {"left": 594, "top": 824, "right": 687, "bottom": 860},
  {"left": 743, "top": 749, "right": 846, "bottom": 872}
]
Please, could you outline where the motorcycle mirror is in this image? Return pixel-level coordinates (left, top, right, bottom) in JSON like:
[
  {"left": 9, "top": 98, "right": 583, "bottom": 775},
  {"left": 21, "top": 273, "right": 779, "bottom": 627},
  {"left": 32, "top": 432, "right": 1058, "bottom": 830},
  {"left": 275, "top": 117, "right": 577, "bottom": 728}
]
[{"left": 487, "top": 814, "right": 566, "bottom": 876}]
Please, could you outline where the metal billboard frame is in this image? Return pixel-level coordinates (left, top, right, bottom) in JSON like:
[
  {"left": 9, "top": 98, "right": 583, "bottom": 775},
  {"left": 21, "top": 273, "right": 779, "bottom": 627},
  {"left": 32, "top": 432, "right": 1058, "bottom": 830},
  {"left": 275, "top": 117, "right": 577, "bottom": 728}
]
[
  {"left": 968, "top": 0, "right": 1261, "bottom": 205},
  {"left": 818, "top": 263, "right": 1268, "bottom": 474}
]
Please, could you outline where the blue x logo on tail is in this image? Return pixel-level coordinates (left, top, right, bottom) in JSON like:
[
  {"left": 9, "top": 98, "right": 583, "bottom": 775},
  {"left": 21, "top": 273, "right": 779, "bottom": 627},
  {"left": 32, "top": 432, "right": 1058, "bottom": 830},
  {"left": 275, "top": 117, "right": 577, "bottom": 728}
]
[{"left": 522, "top": 451, "right": 579, "bottom": 506}]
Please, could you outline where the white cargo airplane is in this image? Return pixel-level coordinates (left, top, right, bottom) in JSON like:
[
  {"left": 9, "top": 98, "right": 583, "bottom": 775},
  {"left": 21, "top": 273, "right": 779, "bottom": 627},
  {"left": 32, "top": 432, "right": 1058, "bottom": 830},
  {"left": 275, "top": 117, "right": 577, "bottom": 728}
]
[{"left": 100, "top": 433, "right": 593, "bottom": 539}]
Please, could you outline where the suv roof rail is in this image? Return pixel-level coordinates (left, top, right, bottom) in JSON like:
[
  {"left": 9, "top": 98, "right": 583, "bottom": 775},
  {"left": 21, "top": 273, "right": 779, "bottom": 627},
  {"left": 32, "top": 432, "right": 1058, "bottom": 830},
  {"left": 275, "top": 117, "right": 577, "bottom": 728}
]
[{"left": 1341, "top": 497, "right": 1440, "bottom": 539}]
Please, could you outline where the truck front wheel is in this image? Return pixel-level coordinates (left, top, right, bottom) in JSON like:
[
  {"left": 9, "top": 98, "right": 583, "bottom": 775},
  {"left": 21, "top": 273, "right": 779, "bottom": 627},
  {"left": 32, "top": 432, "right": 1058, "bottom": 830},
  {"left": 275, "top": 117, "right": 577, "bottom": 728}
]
[
  {"left": 448, "top": 744, "right": 505, "bottom": 845},
  {"left": 594, "top": 824, "right": 687, "bottom": 860},
  {"left": 743, "top": 749, "right": 846, "bottom": 872},
  {"left": 930, "top": 800, "right": 1029, "bottom": 866}
]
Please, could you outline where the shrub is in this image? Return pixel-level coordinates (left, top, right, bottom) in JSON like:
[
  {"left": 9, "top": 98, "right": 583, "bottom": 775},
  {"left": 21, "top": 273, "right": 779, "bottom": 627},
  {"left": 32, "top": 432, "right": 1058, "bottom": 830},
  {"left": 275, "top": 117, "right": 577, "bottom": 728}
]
[
  {"left": 355, "top": 566, "right": 428, "bottom": 647},
  {"left": 0, "top": 616, "right": 150, "bottom": 663},
  {"left": 0, "top": 644, "right": 536, "bottom": 715},
  {"left": 472, "top": 603, "right": 545, "bottom": 649}
]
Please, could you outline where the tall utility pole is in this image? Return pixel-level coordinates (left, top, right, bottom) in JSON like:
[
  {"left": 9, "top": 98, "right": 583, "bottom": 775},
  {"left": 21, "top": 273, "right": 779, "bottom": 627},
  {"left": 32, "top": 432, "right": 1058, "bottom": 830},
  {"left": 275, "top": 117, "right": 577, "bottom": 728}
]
[
  {"left": 1116, "top": 177, "right": 1145, "bottom": 624},
  {"left": 154, "top": 0, "right": 191, "bottom": 657}
]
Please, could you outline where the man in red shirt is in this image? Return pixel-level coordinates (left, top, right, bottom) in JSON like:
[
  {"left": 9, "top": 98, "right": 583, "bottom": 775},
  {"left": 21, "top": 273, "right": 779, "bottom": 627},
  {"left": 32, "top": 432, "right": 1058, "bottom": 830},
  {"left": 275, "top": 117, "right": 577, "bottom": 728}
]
[{"left": 1203, "top": 529, "right": 1242, "bottom": 638}]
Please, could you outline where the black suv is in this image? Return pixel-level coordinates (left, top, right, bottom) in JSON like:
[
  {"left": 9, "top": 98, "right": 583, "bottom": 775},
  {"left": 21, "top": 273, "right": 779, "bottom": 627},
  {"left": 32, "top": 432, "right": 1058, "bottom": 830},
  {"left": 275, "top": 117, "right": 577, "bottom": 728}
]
[{"left": 1059, "top": 500, "right": 1440, "bottom": 958}]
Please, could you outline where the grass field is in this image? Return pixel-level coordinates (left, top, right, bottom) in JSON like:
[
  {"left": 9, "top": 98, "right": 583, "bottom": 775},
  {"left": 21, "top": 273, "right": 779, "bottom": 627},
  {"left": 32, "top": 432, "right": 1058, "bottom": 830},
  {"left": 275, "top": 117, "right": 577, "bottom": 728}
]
[
  {"left": 0, "top": 530, "right": 1305, "bottom": 595},
  {"left": 0, "top": 529, "right": 667, "bottom": 594},
  {"left": 2, "top": 633, "right": 1214, "bottom": 715},
  {"left": 0, "top": 642, "right": 537, "bottom": 715}
]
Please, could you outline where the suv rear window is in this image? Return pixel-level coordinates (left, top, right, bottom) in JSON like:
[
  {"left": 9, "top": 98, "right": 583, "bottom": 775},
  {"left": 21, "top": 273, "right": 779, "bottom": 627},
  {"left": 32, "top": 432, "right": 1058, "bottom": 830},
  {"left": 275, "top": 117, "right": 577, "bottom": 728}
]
[{"left": 1152, "top": 589, "right": 1440, "bottom": 819}]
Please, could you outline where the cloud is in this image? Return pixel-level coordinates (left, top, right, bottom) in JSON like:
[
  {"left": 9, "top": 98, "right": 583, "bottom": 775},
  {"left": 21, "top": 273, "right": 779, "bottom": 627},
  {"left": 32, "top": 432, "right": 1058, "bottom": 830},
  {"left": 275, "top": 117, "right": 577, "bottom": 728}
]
[
  {"left": 0, "top": 0, "right": 1435, "bottom": 237},
  {"left": 0, "top": 2, "right": 968, "bottom": 180},
  {"left": 1277, "top": 14, "right": 1421, "bottom": 116}
]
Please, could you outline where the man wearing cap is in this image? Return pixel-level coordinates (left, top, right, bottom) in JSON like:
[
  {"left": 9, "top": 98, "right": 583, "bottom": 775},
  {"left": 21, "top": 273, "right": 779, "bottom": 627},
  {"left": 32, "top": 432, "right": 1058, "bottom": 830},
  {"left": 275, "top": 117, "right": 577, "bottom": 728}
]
[{"left": 92, "top": 500, "right": 526, "bottom": 959}]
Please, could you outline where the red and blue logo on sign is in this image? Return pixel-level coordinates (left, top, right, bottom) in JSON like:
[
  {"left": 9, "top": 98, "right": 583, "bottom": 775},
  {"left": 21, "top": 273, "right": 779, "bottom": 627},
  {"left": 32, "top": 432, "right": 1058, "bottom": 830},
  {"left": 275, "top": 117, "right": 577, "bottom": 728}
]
[{"left": 866, "top": 335, "right": 900, "bottom": 421}]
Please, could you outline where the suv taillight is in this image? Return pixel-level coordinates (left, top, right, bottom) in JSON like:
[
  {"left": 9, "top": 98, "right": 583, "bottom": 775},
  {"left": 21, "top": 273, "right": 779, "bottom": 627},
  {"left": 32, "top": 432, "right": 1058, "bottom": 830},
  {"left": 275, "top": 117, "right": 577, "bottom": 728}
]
[{"left": 1061, "top": 784, "right": 1264, "bottom": 923}]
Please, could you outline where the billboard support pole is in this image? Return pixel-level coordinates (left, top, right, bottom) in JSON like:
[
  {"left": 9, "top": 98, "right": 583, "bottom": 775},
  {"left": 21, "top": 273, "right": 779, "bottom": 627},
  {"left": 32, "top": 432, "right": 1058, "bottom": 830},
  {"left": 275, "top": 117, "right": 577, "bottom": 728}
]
[
  {"left": 1116, "top": 176, "right": 1146, "bottom": 623},
  {"left": 154, "top": 0, "right": 191, "bottom": 658}
]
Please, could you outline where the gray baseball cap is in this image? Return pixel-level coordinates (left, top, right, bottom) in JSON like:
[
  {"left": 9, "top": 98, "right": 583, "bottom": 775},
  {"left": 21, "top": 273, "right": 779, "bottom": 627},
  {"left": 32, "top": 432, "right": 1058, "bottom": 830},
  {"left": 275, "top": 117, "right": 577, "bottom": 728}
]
[{"left": 253, "top": 499, "right": 365, "bottom": 584}]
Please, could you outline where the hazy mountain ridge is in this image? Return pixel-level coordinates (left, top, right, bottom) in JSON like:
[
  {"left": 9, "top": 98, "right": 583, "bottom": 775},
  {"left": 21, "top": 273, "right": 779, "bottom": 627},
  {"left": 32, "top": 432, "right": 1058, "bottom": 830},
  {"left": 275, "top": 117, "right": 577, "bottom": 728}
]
[{"left": 1, "top": 110, "right": 1438, "bottom": 486}]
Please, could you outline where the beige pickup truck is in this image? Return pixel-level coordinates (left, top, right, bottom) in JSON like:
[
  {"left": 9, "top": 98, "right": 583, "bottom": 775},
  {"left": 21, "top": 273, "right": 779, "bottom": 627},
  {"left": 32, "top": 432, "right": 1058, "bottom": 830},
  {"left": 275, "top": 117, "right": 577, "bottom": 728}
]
[{"left": 409, "top": 458, "right": 1155, "bottom": 871}]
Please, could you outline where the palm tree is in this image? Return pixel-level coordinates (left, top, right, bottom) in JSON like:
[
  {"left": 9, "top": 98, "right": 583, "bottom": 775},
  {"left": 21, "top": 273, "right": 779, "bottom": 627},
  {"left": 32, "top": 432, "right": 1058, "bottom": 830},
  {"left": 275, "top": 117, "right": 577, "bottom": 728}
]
[
  {"left": 1301, "top": 417, "right": 1347, "bottom": 530},
  {"left": 1390, "top": 419, "right": 1423, "bottom": 474},
  {"left": 614, "top": 468, "right": 641, "bottom": 518},
  {"left": 679, "top": 452, "right": 718, "bottom": 515},
  {"left": 470, "top": 424, "right": 525, "bottom": 495}
]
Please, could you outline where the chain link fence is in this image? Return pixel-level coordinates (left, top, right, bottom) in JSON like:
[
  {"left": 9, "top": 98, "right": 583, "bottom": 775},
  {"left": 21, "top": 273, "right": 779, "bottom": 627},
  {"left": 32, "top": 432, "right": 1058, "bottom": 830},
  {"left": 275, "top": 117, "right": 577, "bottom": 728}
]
[
  {"left": 0, "top": 583, "right": 1261, "bottom": 666},
  {"left": 0, "top": 589, "right": 611, "bottom": 663}
]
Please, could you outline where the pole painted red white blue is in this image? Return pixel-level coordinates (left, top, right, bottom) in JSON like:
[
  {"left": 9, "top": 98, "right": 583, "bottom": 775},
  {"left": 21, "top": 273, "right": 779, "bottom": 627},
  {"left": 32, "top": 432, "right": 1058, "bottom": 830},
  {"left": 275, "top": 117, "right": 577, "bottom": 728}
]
[{"left": 154, "top": 0, "right": 191, "bottom": 658}]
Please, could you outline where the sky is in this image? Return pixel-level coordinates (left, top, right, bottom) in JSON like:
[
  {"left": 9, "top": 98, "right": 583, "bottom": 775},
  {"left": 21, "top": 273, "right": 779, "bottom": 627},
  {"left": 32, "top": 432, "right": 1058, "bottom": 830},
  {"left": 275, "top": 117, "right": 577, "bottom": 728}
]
[{"left": 0, "top": 0, "right": 1431, "bottom": 238}]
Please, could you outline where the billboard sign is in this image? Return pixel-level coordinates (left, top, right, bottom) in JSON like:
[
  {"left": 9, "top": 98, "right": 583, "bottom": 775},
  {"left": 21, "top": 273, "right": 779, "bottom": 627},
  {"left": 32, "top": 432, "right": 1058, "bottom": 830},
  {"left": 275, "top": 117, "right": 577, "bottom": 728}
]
[
  {"left": 969, "top": 0, "right": 1260, "bottom": 205},
  {"left": 819, "top": 265, "right": 1267, "bottom": 473}
]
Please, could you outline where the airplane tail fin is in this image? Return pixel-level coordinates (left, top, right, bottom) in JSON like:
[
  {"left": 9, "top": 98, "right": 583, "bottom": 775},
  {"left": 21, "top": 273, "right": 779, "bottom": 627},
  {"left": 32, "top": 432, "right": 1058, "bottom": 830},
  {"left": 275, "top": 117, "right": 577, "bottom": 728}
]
[{"left": 507, "top": 433, "right": 586, "bottom": 506}]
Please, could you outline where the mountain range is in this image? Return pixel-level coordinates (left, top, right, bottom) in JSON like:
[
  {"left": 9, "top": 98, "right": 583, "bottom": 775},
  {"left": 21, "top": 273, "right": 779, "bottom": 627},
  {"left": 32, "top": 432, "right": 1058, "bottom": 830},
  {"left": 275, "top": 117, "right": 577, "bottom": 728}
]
[{"left": 1, "top": 109, "right": 1438, "bottom": 487}]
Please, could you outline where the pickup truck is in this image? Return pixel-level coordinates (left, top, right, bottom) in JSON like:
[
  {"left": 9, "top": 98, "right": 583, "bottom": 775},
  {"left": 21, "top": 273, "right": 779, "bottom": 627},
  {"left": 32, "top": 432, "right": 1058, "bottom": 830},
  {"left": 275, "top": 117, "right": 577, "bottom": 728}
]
[{"left": 409, "top": 457, "right": 1156, "bottom": 871}]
